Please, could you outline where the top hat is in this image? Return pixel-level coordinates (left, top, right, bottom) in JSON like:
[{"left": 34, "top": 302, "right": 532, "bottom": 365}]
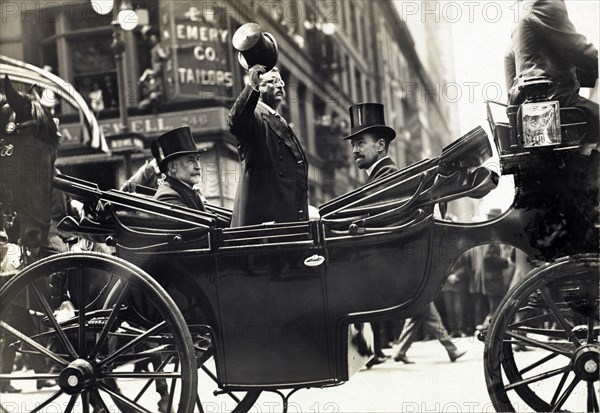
[
  {"left": 232, "top": 23, "right": 279, "bottom": 71},
  {"left": 155, "top": 126, "right": 206, "bottom": 173},
  {"left": 342, "top": 103, "right": 396, "bottom": 141}
]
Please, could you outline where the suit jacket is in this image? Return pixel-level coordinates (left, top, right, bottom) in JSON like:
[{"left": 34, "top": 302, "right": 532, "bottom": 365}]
[
  {"left": 505, "top": 0, "right": 598, "bottom": 106},
  {"left": 227, "top": 85, "right": 309, "bottom": 227},
  {"left": 154, "top": 177, "right": 205, "bottom": 211},
  {"left": 366, "top": 157, "right": 400, "bottom": 184}
]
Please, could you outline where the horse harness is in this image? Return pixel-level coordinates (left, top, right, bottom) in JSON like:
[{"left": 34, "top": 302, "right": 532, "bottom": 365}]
[
  {"left": 0, "top": 110, "right": 38, "bottom": 243},
  {"left": 1, "top": 111, "right": 40, "bottom": 157}
]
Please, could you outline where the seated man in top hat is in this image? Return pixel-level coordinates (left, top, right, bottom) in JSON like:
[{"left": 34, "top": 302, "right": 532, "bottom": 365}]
[
  {"left": 342, "top": 103, "right": 468, "bottom": 367},
  {"left": 342, "top": 103, "right": 399, "bottom": 368},
  {"left": 153, "top": 126, "right": 207, "bottom": 211},
  {"left": 344, "top": 103, "right": 398, "bottom": 184}
]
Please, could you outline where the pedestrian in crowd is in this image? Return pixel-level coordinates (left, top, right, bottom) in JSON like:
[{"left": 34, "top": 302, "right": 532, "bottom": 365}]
[
  {"left": 469, "top": 242, "right": 489, "bottom": 332},
  {"left": 392, "top": 301, "right": 468, "bottom": 364},
  {"left": 138, "top": 69, "right": 164, "bottom": 112},
  {"left": 227, "top": 65, "right": 309, "bottom": 227},
  {"left": 343, "top": 102, "right": 400, "bottom": 368},
  {"left": 88, "top": 82, "right": 104, "bottom": 116},
  {"left": 0, "top": 171, "right": 80, "bottom": 393},
  {"left": 153, "top": 126, "right": 207, "bottom": 211},
  {"left": 120, "top": 156, "right": 162, "bottom": 194},
  {"left": 141, "top": 25, "right": 168, "bottom": 77},
  {"left": 482, "top": 243, "right": 509, "bottom": 319},
  {"left": 505, "top": 0, "right": 598, "bottom": 152},
  {"left": 0, "top": 242, "right": 25, "bottom": 393},
  {"left": 442, "top": 250, "right": 471, "bottom": 338},
  {"left": 477, "top": 209, "right": 513, "bottom": 329}
]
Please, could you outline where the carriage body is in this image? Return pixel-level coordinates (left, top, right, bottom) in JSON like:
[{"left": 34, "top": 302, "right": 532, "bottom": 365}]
[
  {"left": 51, "top": 107, "right": 598, "bottom": 392},
  {"left": 2, "top": 68, "right": 598, "bottom": 411}
]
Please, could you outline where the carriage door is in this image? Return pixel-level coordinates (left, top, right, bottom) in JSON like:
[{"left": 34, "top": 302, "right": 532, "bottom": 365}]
[{"left": 214, "top": 221, "right": 333, "bottom": 387}]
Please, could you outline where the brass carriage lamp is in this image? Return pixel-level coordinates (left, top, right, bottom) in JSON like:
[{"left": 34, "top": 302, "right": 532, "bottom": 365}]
[{"left": 519, "top": 77, "right": 561, "bottom": 148}]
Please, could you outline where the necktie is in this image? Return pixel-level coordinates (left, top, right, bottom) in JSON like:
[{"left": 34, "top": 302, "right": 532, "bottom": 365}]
[{"left": 193, "top": 189, "right": 206, "bottom": 211}]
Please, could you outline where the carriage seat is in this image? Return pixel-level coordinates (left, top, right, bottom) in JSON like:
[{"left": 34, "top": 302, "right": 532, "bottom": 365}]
[
  {"left": 220, "top": 221, "right": 317, "bottom": 247},
  {"left": 319, "top": 126, "right": 495, "bottom": 232}
]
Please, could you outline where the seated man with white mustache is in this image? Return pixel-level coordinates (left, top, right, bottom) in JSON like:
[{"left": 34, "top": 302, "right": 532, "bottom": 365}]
[{"left": 153, "top": 126, "right": 207, "bottom": 211}]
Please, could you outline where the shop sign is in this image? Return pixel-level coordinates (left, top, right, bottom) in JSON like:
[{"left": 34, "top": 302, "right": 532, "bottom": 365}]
[
  {"left": 59, "top": 107, "right": 228, "bottom": 148},
  {"left": 161, "top": 1, "right": 235, "bottom": 101}
]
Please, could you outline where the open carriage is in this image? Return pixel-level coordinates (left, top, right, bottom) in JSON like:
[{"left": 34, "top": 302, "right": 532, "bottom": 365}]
[{"left": 0, "top": 73, "right": 598, "bottom": 412}]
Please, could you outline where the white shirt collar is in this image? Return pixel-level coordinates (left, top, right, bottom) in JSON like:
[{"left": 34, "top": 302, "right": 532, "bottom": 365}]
[
  {"left": 258, "top": 100, "right": 280, "bottom": 117},
  {"left": 366, "top": 156, "right": 390, "bottom": 177}
]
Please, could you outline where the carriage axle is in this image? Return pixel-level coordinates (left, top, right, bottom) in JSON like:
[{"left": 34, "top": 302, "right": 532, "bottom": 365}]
[{"left": 58, "top": 359, "right": 96, "bottom": 395}]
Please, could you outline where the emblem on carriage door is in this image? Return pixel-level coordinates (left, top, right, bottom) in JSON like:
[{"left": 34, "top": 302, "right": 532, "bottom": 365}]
[{"left": 304, "top": 254, "right": 325, "bottom": 267}]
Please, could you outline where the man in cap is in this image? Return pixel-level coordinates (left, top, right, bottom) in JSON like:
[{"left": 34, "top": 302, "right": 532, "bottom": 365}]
[
  {"left": 227, "top": 64, "right": 308, "bottom": 227},
  {"left": 154, "top": 126, "right": 207, "bottom": 211}
]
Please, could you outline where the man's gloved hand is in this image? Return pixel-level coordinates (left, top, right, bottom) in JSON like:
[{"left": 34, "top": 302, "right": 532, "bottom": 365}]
[{"left": 248, "top": 64, "right": 267, "bottom": 91}]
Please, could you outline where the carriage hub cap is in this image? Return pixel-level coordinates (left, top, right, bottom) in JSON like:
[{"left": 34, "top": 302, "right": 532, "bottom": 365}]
[
  {"left": 58, "top": 359, "right": 95, "bottom": 394},
  {"left": 572, "top": 345, "right": 599, "bottom": 382}
]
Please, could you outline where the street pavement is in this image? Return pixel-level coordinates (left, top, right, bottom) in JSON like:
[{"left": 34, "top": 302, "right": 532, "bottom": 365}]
[
  {"left": 0, "top": 336, "right": 552, "bottom": 412},
  {"left": 251, "top": 336, "right": 501, "bottom": 413}
]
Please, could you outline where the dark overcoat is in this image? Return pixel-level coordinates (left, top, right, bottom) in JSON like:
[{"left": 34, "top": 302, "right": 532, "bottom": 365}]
[
  {"left": 366, "top": 157, "right": 399, "bottom": 184},
  {"left": 154, "top": 177, "right": 205, "bottom": 211},
  {"left": 504, "top": 0, "right": 598, "bottom": 142},
  {"left": 227, "top": 85, "right": 308, "bottom": 227}
]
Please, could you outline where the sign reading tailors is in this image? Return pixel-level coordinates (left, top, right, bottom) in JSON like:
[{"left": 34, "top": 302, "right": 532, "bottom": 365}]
[{"left": 161, "top": 1, "right": 235, "bottom": 101}]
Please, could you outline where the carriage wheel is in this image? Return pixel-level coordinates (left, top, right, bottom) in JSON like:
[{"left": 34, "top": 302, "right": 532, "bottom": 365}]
[
  {"left": 104, "top": 266, "right": 261, "bottom": 412},
  {"left": 484, "top": 255, "right": 599, "bottom": 412},
  {"left": 0, "top": 252, "right": 197, "bottom": 413}
]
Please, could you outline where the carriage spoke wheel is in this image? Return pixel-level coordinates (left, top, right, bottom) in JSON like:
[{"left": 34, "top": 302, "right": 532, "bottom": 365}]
[
  {"left": 109, "top": 268, "right": 261, "bottom": 412},
  {"left": 484, "top": 255, "right": 599, "bottom": 412},
  {"left": 0, "top": 252, "right": 197, "bottom": 413}
]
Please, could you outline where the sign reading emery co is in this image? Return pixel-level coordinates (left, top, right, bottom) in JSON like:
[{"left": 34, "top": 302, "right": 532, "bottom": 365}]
[
  {"left": 59, "top": 107, "right": 228, "bottom": 146},
  {"left": 161, "top": 1, "right": 235, "bottom": 100}
]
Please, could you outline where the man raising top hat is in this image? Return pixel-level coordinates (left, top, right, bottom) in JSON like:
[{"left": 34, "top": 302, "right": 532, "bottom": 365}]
[
  {"left": 343, "top": 103, "right": 397, "bottom": 184},
  {"left": 153, "top": 126, "right": 207, "bottom": 211}
]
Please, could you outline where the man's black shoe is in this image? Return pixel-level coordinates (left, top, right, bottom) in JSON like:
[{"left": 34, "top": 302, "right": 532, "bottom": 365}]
[
  {"left": 393, "top": 353, "right": 415, "bottom": 364},
  {"left": 366, "top": 356, "right": 388, "bottom": 369},
  {"left": 448, "top": 349, "right": 467, "bottom": 362}
]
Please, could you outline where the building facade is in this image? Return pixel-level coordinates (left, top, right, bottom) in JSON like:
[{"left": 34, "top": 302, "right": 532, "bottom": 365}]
[{"left": 0, "top": 0, "right": 458, "bottom": 209}]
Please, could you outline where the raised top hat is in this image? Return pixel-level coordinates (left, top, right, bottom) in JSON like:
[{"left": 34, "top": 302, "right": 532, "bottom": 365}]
[
  {"left": 232, "top": 23, "right": 279, "bottom": 71},
  {"left": 342, "top": 103, "right": 396, "bottom": 141},
  {"left": 156, "top": 126, "right": 206, "bottom": 173}
]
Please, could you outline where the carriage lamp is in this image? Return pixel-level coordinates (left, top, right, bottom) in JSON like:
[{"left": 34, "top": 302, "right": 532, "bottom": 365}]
[
  {"left": 518, "top": 76, "right": 561, "bottom": 148},
  {"left": 521, "top": 101, "right": 561, "bottom": 148}
]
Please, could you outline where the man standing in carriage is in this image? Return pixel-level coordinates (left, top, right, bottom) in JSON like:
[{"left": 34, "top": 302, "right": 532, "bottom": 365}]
[{"left": 227, "top": 64, "right": 309, "bottom": 227}]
